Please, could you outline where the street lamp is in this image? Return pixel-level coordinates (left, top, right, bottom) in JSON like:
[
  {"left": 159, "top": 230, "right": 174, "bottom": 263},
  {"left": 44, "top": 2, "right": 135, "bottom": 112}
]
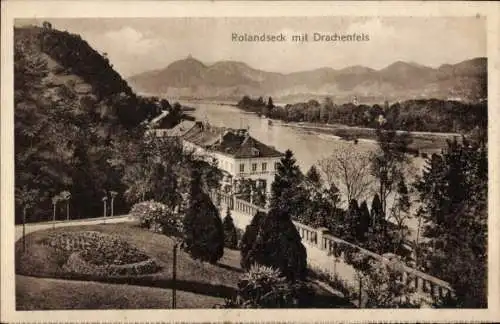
[
  {"left": 22, "top": 206, "right": 27, "bottom": 252},
  {"left": 102, "top": 196, "right": 108, "bottom": 218},
  {"left": 59, "top": 191, "right": 71, "bottom": 221},
  {"left": 52, "top": 195, "right": 60, "bottom": 229},
  {"left": 110, "top": 191, "right": 118, "bottom": 217},
  {"left": 172, "top": 238, "right": 182, "bottom": 309}
]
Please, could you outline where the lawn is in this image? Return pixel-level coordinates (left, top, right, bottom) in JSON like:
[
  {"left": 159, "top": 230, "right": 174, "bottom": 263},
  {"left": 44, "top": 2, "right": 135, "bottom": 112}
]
[
  {"left": 16, "top": 275, "right": 223, "bottom": 310},
  {"left": 16, "top": 222, "right": 354, "bottom": 309}
]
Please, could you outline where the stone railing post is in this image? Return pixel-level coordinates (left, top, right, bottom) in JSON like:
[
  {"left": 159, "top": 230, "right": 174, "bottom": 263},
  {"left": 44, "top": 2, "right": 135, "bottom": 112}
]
[{"left": 316, "top": 227, "right": 329, "bottom": 250}]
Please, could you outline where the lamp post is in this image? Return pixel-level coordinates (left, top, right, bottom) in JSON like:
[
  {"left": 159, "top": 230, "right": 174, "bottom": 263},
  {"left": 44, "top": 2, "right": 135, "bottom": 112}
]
[
  {"left": 110, "top": 191, "right": 117, "bottom": 217},
  {"left": 102, "top": 196, "right": 108, "bottom": 219},
  {"left": 22, "top": 206, "right": 27, "bottom": 252},
  {"left": 172, "top": 238, "right": 182, "bottom": 309},
  {"left": 52, "top": 196, "right": 59, "bottom": 229},
  {"left": 59, "top": 191, "right": 71, "bottom": 221}
]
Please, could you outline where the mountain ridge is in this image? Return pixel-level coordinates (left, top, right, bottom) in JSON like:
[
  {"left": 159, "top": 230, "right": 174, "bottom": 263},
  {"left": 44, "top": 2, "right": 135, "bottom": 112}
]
[{"left": 128, "top": 57, "right": 487, "bottom": 103}]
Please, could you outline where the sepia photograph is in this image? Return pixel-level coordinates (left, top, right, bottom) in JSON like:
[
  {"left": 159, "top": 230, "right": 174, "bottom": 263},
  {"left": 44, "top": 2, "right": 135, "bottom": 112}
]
[{"left": 1, "top": 1, "right": 499, "bottom": 323}]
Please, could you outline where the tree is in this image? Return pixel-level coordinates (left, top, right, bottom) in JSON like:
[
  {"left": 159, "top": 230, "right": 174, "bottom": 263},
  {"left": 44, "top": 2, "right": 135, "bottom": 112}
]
[
  {"left": 358, "top": 201, "right": 371, "bottom": 242},
  {"left": 370, "top": 193, "right": 384, "bottom": 229},
  {"left": 242, "top": 207, "right": 307, "bottom": 282},
  {"left": 305, "top": 165, "right": 322, "bottom": 186},
  {"left": 345, "top": 199, "right": 360, "bottom": 242},
  {"left": 318, "top": 146, "right": 373, "bottom": 204},
  {"left": 42, "top": 21, "right": 52, "bottom": 29},
  {"left": 15, "top": 186, "right": 40, "bottom": 251},
  {"left": 270, "top": 150, "right": 308, "bottom": 220},
  {"left": 240, "top": 211, "right": 267, "bottom": 269},
  {"left": 414, "top": 137, "right": 487, "bottom": 307},
  {"left": 388, "top": 179, "right": 411, "bottom": 255},
  {"left": 267, "top": 97, "right": 274, "bottom": 110},
  {"left": 370, "top": 126, "right": 412, "bottom": 218},
  {"left": 223, "top": 207, "right": 238, "bottom": 249},
  {"left": 366, "top": 193, "right": 388, "bottom": 254},
  {"left": 182, "top": 169, "right": 224, "bottom": 264}
]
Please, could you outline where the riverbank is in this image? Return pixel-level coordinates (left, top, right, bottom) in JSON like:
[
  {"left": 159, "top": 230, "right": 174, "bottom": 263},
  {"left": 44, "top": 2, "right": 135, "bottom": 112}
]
[
  {"left": 184, "top": 99, "right": 457, "bottom": 154},
  {"left": 276, "top": 121, "right": 457, "bottom": 153}
]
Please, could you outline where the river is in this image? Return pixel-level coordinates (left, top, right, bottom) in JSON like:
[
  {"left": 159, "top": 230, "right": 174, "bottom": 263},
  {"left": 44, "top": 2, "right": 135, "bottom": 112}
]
[
  {"left": 182, "top": 100, "right": 425, "bottom": 240},
  {"left": 182, "top": 101, "right": 380, "bottom": 172}
]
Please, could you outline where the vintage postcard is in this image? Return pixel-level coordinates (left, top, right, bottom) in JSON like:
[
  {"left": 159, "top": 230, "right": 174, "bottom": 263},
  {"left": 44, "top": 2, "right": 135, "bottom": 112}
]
[{"left": 1, "top": 1, "right": 499, "bottom": 323}]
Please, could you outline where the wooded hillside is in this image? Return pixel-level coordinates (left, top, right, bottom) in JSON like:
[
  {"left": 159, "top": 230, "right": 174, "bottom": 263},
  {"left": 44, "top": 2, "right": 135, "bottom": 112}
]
[{"left": 14, "top": 24, "right": 168, "bottom": 223}]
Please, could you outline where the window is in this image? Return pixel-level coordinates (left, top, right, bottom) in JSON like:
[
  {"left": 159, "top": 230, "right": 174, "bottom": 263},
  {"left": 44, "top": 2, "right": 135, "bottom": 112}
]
[
  {"left": 274, "top": 162, "right": 280, "bottom": 170},
  {"left": 262, "top": 162, "right": 267, "bottom": 172},
  {"left": 240, "top": 164, "right": 245, "bottom": 173},
  {"left": 252, "top": 163, "right": 257, "bottom": 172}
]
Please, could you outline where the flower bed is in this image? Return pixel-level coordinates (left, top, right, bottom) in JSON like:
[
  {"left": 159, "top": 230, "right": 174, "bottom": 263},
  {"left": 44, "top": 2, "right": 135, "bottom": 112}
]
[
  {"left": 63, "top": 252, "right": 160, "bottom": 277},
  {"left": 41, "top": 231, "right": 161, "bottom": 276}
]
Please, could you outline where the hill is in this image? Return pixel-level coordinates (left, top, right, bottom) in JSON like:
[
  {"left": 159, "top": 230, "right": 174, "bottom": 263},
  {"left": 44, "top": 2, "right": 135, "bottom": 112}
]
[
  {"left": 128, "top": 57, "right": 487, "bottom": 103},
  {"left": 14, "top": 24, "right": 165, "bottom": 223}
]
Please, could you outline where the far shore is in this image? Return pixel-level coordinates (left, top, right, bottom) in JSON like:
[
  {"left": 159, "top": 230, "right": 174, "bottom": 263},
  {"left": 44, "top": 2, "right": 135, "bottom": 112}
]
[
  {"left": 281, "top": 122, "right": 456, "bottom": 153},
  {"left": 178, "top": 98, "right": 461, "bottom": 152}
]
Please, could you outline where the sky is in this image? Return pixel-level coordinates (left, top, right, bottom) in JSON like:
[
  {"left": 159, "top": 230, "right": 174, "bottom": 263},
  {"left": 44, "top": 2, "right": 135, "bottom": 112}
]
[{"left": 16, "top": 17, "right": 486, "bottom": 78}]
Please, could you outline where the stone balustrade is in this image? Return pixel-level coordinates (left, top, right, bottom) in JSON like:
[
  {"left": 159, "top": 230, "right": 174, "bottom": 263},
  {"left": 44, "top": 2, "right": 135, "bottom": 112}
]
[
  {"left": 210, "top": 189, "right": 454, "bottom": 302},
  {"left": 234, "top": 197, "right": 267, "bottom": 215},
  {"left": 317, "top": 232, "right": 454, "bottom": 300}
]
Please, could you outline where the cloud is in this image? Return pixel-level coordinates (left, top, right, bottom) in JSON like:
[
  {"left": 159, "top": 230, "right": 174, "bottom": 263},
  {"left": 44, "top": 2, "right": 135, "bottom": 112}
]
[
  {"left": 103, "top": 27, "right": 162, "bottom": 56},
  {"left": 83, "top": 26, "right": 165, "bottom": 76},
  {"left": 47, "top": 17, "right": 486, "bottom": 77}
]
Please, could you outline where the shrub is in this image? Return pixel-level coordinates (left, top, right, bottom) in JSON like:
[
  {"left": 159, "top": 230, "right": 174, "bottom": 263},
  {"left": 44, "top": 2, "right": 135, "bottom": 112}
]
[
  {"left": 240, "top": 211, "right": 267, "bottom": 268},
  {"left": 220, "top": 264, "right": 307, "bottom": 308},
  {"left": 130, "top": 200, "right": 168, "bottom": 229},
  {"left": 343, "top": 245, "right": 358, "bottom": 265},
  {"left": 183, "top": 170, "right": 224, "bottom": 263},
  {"left": 223, "top": 208, "right": 238, "bottom": 249},
  {"left": 158, "top": 208, "right": 184, "bottom": 237},
  {"left": 241, "top": 208, "right": 307, "bottom": 282},
  {"left": 360, "top": 260, "right": 421, "bottom": 308},
  {"left": 130, "top": 200, "right": 183, "bottom": 236}
]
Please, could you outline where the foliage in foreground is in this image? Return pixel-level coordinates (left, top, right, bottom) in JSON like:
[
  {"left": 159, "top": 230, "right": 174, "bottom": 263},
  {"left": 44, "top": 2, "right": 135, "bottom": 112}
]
[
  {"left": 238, "top": 149, "right": 308, "bottom": 281},
  {"left": 359, "top": 260, "right": 421, "bottom": 308},
  {"left": 14, "top": 25, "right": 165, "bottom": 223},
  {"left": 222, "top": 207, "right": 238, "bottom": 249},
  {"left": 414, "top": 136, "right": 487, "bottom": 307},
  {"left": 182, "top": 170, "right": 225, "bottom": 264},
  {"left": 130, "top": 200, "right": 183, "bottom": 236},
  {"left": 240, "top": 208, "right": 307, "bottom": 282},
  {"left": 218, "top": 264, "right": 310, "bottom": 308}
]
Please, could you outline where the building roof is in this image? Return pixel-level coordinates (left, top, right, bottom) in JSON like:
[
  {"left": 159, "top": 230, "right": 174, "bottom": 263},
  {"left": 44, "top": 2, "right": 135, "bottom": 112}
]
[
  {"left": 182, "top": 122, "right": 283, "bottom": 159},
  {"left": 182, "top": 122, "right": 222, "bottom": 147},
  {"left": 160, "top": 120, "right": 196, "bottom": 137}
]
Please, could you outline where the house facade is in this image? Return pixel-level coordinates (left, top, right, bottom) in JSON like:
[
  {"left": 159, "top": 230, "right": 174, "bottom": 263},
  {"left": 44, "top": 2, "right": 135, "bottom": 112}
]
[{"left": 161, "top": 120, "right": 284, "bottom": 201}]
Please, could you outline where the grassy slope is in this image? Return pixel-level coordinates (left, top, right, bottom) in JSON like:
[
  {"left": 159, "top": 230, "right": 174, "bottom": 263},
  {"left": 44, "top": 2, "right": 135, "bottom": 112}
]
[
  {"left": 16, "top": 275, "right": 222, "bottom": 310},
  {"left": 16, "top": 222, "right": 353, "bottom": 309}
]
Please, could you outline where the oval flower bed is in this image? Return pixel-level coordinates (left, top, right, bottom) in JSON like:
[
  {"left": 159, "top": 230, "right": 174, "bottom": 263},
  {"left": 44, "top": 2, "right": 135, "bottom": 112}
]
[{"left": 42, "top": 231, "right": 161, "bottom": 277}]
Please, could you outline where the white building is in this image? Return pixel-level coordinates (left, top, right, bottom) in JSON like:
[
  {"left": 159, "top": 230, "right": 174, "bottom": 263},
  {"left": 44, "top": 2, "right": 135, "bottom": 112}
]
[{"left": 163, "top": 120, "right": 284, "bottom": 198}]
